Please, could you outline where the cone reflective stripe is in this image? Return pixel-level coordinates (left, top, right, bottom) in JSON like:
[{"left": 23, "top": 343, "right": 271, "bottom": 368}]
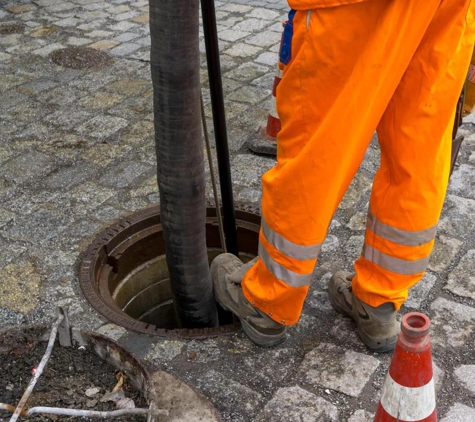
[
  {"left": 374, "top": 313, "right": 437, "bottom": 422},
  {"left": 264, "top": 64, "right": 283, "bottom": 140},
  {"left": 247, "top": 22, "right": 286, "bottom": 156}
]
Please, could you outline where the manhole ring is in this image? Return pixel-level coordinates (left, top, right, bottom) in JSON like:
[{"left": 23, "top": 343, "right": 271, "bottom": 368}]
[
  {"left": 0, "top": 24, "right": 25, "bottom": 34},
  {"left": 79, "top": 203, "right": 262, "bottom": 339},
  {"left": 51, "top": 47, "right": 112, "bottom": 69}
]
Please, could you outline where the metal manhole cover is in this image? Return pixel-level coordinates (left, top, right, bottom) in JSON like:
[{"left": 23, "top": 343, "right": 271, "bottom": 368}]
[
  {"left": 0, "top": 24, "right": 25, "bottom": 34},
  {"left": 79, "top": 203, "right": 261, "bottom": 339},
  {"left": 51, "top": 47, "right": 112, "bottom": 69}
]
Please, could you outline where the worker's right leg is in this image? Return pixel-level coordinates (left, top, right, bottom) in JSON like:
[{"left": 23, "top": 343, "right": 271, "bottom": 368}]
[
  {"left": 212, "top": 0, "right": 469, "bottom": 348},
  {"left": 329, "top": 0, "right": 475, "bottom": 350}
]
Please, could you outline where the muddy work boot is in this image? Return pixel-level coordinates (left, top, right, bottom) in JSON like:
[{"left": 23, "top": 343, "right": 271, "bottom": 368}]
[
  {"left": 211, "top": 253, "right": 286, "bottom": 348},
  {"left": 328, "top": 271, "right": 400, "bottom": 353}
]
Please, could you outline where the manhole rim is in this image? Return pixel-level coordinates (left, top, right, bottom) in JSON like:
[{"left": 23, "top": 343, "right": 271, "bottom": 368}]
[{"left": 79, "top": 202, "right": 261, "bottom": 339}]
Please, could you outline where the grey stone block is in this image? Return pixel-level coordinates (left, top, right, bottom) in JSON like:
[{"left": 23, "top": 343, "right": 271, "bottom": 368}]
[{"left": 299, "top": 342, "right": 380, "bottom": 397}]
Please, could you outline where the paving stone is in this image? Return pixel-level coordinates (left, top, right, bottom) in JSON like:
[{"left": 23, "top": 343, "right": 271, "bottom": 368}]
[
  {"left": 145, "top": 340, "right": 186, "bottom": 365},
  {"left": 111, "top": 10, "right": 139, "bottom": 21},
  {"left": 79, "top": 92, "right": 123, "bottom": 109},
  {"left": 219, "top": 29, "right": 251, "bottom": 42},
  {"left": 99, "top": 161, "right": 152, "bottom": 189},
  {"left": 339, "top": 173, "right": 372, "bottom": 209},
  {"left": 219, "top": 4, "right": 253, "bottom": 13},
  {"left": 454, "top": 365, "right": 475, "bottom": 394},
  {"left": 440, "top": 403, "right": 475, "bottom": 421},
  {"left": 6, "top": 4, "right": 37, "bottom": 14},
  {"left": 110, "top": 42, "right": 141, "bottom": 56},
  {"left": 107, "top": 4, "right": 130, "bottom": 14},
  {"left": 113, "top": 32, "right": 140, "bottom": 42},
  {"left": 132, "top": 13, "right": 149, "bottom": 23},
  {"left": 17, "top": 79, "right": 58, "bottom": 95},
  {"left": 54, "top": 17, "right": 82, "bottom": 27},
  {"left": 108, "top": 21, "right": 137, "bottom": 31},
  {"left": 45, "top": 2, "right": 77, "bottom": 13},
  {"left": 2, "top": 151, "right": 56, "bottom": 184},
  {"left": 430, "top": 298, "right": 475, "bottom": 349},
  {"left": 89, "top": 39, "right": 120, "bottom": 50},
  {"left": 0, "top": 208, "right": 15, "bottom": 229},
  {"left": 347, "top": 212, "right": 367, "bottom": 231},
  {"left": 246, "top": 7, "right": 280, "bottom": 20},
  {"left": 225, "top": 42, "right": 262, "bottom": 57},
  {"left": 77, "top": 21, "right": 105, "bottom": 30},
  {"left": 0, "top": 52, "right": 12, "bottom": 62},
  {"left": 80, "top": 10, "right": 109, "bottom": 20},
  {"left": 225, "top": 62, "right": 269, "bottom": 82},
  {"left": 92, "top": 323, "right": 127, "bottom": 341},
  {"left": 349, "top": 410, "right": 374, "bottom": 422},
  {"left": 0, "top": 262, "right": 41, "bottom": 314},
  {"left": 46, "top": 108, "right": 93, "bottom": 130},
  {"left": 0, "top": 238, "right": 27, "bottom": 269},
  {"left": 185, "top": 340, "right": 221, "bottom": 363},
  {"left": 43, "top": 162, "right": 98, "bottom": 189},
  {"left": 194, "top": 370, "right": 263, "bottom": 422},
  {"left": 322, "top": 234, "right": 340, "bottom": 254},
  {"left": 80, "top": 142, "right": 132, "bottom": 167},
  {"left": 429, "top": 235, "right": 463, "bottom": 273},
  {"left": 231, "top": 154, "right": 275, "bottom": 188},
  {"left": 404, "top": 272, "right": 436, "bottom": 309},
  {"left": 299, "top": 342, "right": 380, "bottom": 397},
  {"left": 445, "top": 250, "right": 475, "bottom": 300},
  {"left": 438, "top": 194, "right": 475, "bottom": 239},
  {"left": 256, "top": 386, "right": 338, "bottom": 422},
  {"left": 449, "top": 164, "right": 475, "bottom": 200},
  {"left": 66, "top": 36, "right": 92, "bottom": 46},
  {"left": 0, "top": 34, "right": 21, "bottom": 46},
  {"left": 85, "top": 29, "right": 113, "bottom": 38},
  {"left": 32, "top": 43, "right": 64, "bottom": 56},
  {"left": 76, "top": 115, "right": 128, "bottom": 139},
  {"left": 29, "top": 25, "right": 59, "bottom": 37},
  {"left": 255, "top": 51, "right": 278, "bottom": 66},
  {"left": 228, "top": 85, "right": 270, "bottom": 104}
]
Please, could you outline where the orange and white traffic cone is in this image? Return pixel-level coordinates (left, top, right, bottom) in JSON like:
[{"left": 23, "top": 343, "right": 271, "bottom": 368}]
[
  {"left": 247, "top": 61, "right": 282, "bottom": 156},
  {"left": 374, "top": 312, "right": 437, "bottom": 422}
]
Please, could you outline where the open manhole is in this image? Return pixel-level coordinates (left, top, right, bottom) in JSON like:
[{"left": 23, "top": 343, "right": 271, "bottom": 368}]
[
  {"left": 80, "top": 204, "right": 261, "bottom": 339},
  {"left": 51, "top": 47, "right": 112, "bottom": 69}
]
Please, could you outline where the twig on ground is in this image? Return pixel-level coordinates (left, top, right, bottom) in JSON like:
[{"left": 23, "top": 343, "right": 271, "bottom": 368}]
[
  {"left": 1, "top": 403, "right": 169, "bottom": 418},
  {"left": 9, "top": 309, "right": 65, "bottom": 422}
]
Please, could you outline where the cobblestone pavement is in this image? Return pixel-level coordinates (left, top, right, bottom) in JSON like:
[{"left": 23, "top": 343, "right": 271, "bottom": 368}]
[{"left": 1, "top": 0, "right": 475, "bottom": 420}]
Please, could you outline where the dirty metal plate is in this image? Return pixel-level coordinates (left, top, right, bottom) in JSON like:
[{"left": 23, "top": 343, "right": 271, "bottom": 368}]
[{"left": 51, "top": 47, "right": 112, "bottom": 69}]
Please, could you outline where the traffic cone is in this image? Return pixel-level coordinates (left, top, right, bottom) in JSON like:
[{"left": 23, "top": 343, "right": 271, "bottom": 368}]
[
  {"left": 374, "top": 312, "right": 437, "bottom": 422},
  {"left": 247, "top": 61, "right": 282, "bottom": 156}
]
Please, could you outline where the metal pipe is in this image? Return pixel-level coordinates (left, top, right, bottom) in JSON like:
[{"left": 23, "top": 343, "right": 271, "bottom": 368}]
[
  {"left": 201, "top": 0, "right": 239, "bottom": 256},
  {"left": 149, "top": 0, "right": 218, "bottom": 328}
]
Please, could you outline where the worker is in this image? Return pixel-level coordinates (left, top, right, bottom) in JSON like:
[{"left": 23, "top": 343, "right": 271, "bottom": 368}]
[{"left": 211, "top": 0, "right": 475, "bottom": 351}]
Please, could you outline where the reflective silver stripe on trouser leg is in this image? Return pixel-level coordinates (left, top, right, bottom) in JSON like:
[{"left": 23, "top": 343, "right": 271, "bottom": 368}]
[
  {"left": 367, "top": 211, "right": 437, "bottom": 246},
  {"left": 362, "top": 244, "right": 430, "bottom": 275},
  {"left": 258, "top": 244, "right": 314, "bottom": 287},
  {"left": 261, "top": 218, "right": 322, "bottom": 261}
]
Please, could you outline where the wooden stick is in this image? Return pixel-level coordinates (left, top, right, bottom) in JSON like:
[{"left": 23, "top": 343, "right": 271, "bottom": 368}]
[{"left": 1, "top": 403, "right": 169, "bottom": 418}]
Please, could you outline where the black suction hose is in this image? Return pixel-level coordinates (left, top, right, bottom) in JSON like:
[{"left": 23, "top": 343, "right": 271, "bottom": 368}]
[{"left": 149, "top": 0, "right": 218, "bottom": 328}]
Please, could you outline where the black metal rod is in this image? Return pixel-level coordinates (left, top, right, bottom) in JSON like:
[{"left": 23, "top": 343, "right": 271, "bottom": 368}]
[{"left": 201, "top": 0, "right": 239, "bottom": 256}]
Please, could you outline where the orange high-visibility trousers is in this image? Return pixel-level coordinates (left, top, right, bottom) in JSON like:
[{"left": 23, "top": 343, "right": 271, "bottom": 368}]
[{"left": 241, "top": 0, "right": 475, "bottom": 326}]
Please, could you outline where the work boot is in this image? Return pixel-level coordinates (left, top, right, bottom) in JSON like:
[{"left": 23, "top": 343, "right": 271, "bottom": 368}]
[
  {"left": 211, "top": 253, "right": 287, "bottom": 348},
  {"left": 328, "top": 271, "right": 400, "bottom": 353}
]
